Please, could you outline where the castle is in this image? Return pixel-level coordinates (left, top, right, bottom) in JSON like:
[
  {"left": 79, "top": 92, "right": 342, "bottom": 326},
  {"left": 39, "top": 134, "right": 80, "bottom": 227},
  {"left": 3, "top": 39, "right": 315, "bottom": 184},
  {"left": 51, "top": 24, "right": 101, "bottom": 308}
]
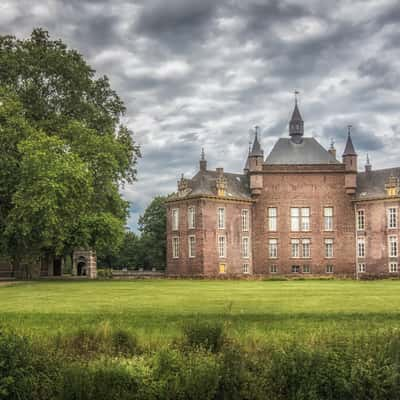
[{"left": 166, "top": 99, "right": 400, "bottom": 277}]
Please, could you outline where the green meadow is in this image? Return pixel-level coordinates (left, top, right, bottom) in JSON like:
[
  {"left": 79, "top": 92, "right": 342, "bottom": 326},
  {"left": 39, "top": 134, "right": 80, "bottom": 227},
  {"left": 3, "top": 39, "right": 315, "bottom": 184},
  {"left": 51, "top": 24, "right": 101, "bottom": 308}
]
[{"left": 1, "top": 279, "right": 400, "bottom": 343}]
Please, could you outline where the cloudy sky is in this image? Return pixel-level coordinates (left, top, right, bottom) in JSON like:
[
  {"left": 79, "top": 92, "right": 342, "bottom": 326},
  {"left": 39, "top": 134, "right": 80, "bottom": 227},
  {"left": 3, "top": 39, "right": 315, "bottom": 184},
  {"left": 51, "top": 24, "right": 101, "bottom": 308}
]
[{"left": 1, "top": 0, "right": 400, "bottom": 230}]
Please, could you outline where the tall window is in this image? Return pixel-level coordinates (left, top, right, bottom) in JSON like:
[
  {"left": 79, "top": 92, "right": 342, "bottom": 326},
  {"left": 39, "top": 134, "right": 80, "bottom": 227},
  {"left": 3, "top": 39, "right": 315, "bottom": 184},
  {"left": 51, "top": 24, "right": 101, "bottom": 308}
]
[
  {"left": 268, "top": 207, "right": 277, "bottom": 231},
  {"left": 291, "top": 239, "right": 300, "bottom": 258},
  {"left": 389, "top": 236, "right": 398, "bottom": 257},
  {"left": 269, "top": 239, "right": 278, "bottom": 258},
  {"left": 301, "top": 208, "right": 310, "bottom": 231},
  {"left": 217, "top": 207, "right": 225, "bottom": 229},
  {"left": 358, "top": 263, "right": 366, "bottom": 273},
  {"left": 188, "top": 206, "right": 196, "bottom": 229},
  {"left": 172, "top": 208, "right": 179, "bottom": 231},
  {"left": 389, "top": 262, "right": 398, "bottom": 273},
  {"left": 291, "top": 207, "right": 310, "bottom": 231},
  {"left": 188, "top": 235, "right": 196, "bottom": 258},
  {"left": 242, "top": 237, "right": 249, "bottom": 258},
  {"left": 302, "top": 239, "right": 311, "bottom": 258},
  {"left": 172, "top": 237, "right": 179, "bottom": 258},
  {"left": 290, "top": 208, "right": 300, "bottom": 231},
  {"left": 325, "top": 239, "right": 334, "bottom": 258},
  {"left": 218, "top": 235, "right": 226, "bottom": 258},
  {"left": 357, "top": 210, "right": 365, "bottom": 231},
  {"left": 241, "top": 209, "right": 249, "bottom": 232},
  {"left": 324, "top": 207, "right": 333, "bottom": 231},
  {"left": 357, "top": 237, "right": 365, "bottom": 258},
  {"left": 388, "top": 208, "right": 397, "bottom": 229}
]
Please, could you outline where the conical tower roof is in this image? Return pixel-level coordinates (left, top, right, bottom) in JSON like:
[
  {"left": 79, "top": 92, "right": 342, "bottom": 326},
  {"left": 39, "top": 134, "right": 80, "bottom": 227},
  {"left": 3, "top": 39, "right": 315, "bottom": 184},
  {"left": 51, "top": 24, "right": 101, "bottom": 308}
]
[{"left": 343, "top": 128, "right": 357, "bottom": 156}]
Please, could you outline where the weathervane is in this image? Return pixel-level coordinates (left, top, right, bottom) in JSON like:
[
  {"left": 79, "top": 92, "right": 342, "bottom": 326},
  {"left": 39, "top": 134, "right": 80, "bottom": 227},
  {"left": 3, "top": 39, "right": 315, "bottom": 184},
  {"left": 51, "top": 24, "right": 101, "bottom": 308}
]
[
  {"left": 294, "top": 90, "right": 300, "bottom": 104},
  {"left": 347, "top": 124, "right": 353, "bottom": 135}
]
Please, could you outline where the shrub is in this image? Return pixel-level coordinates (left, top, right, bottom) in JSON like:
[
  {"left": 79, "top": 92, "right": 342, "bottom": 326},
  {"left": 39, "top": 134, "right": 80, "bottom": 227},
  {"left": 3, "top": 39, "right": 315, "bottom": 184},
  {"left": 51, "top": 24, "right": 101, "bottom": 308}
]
[
  {"left": 97, "top": 268, "right": 113, "bottom": 279},
  {"left": 181, "top": 319, "right": 226, "bottom": 352}
]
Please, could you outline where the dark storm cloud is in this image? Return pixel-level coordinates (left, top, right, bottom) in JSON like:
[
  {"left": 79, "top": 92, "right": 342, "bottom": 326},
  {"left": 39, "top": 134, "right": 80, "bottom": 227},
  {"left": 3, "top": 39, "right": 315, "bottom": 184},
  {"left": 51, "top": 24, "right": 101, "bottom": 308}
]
[{"left": 1, "top": 0, "right": 400, "bottom": 229}]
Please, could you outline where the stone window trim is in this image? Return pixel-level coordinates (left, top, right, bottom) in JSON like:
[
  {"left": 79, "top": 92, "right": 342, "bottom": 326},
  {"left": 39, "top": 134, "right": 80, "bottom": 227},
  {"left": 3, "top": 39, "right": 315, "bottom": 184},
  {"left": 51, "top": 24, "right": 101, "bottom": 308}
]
[
  {"left": 290, "top": 238, "right": 300, "bottom": 258},
  {"left": 241, "top": 236, "right": 250, "bottom": 259},
  {"left": 323, "top": 206, "right": 334, "bottom": 232},
  {"left": 303, "top": 265, "right": 311, "bottom": 273},
  {"left": 270, "top": 264, "right": 278, "bottom": 273},
  {"left": 357, "top": 237, "right": 366, "bottom": 258},
  {"left": 217, "top": 207, "right": 226, "bottom": 230},
  {"left": 188, "top": 235, "right": 196, "bottom": 258},
  {"left": 268, "top": 238, "right": 279, "bottom": 259},
  {"left": 387, "top": 207, "right": 398, "bottom": 230},
  {"left": 218, "top": 235, "right": 227, "bottom": 258},
  {"left": 388, "top": 235, "right": 398, "bottom": 258},
  {"left": 242, "top": 263, "right": 249, "bottom": 274},
  {"left": 389, "top": 262, "right": 398, "bottom": 273},
  {"left": 172, "top": 236, "right": 180, "bottom": 259},
  {"left": 188, "top": 206, "right": 196, "bottom": 229},
  {"left": 326, "top": 264, "right": 334, "bottom": 273},
  {"left": 324, "top": 238, "right": 334, "bottom": 259},
  {"left": 268, "top": 207, "right": 278, "bottom": 232},
  {"left": 356, "top": 209, "right": 365, "bottom": 231},
  {"left": 241, "top": 209, "right": 250, "bottom": 232},
  {"left": 358, "top": 262, "right": 366, "bottom": 273},
  {"left": 171, "top": 208, "right": 179, "bottom": 231},
  {"left": 290, "top": 207, "right": 311, "bottom": 232},
  {"left": 301, "top": 238, "right": 312, "bottom": 259}
]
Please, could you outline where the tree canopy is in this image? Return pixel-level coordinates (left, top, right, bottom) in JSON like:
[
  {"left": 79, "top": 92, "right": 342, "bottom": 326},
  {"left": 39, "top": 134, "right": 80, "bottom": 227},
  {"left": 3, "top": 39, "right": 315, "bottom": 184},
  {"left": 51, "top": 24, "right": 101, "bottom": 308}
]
[{"left": 0, "top": 29, "right": 140, "bottom": 272}]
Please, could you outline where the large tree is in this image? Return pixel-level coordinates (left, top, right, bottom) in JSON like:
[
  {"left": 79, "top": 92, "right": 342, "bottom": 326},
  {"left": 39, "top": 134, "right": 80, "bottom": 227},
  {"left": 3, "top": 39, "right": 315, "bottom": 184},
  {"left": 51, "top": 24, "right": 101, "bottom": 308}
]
[{"left": 0, "top": 29, "right": 140, "bottom": 274}]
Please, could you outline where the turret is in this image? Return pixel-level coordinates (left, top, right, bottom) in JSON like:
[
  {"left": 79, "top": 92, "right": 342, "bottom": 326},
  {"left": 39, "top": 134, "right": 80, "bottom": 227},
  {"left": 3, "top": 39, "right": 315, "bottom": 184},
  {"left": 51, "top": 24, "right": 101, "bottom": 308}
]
[
  {"left": 342, "top": 125, "right": 357, "bottom": 194},
  {"left": 249, "top": 127, "right": 263, "bottom": 196}
]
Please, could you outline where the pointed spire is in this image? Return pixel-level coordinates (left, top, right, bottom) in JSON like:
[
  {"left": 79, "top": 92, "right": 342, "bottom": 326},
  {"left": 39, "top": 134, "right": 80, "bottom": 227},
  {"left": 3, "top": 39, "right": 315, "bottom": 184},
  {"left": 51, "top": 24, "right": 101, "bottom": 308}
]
[
  {"left": 343, "top": 125, "right": 357, "bottom": 156},
  {"left": 289, "top": 90, "right": 304, "bottom": 143},
  {"left": 199, "top": 147, "right": 207, "bottom": 171},
  {"left": 365, "top": 153, "right": 372, "bottom": 173},
  {"left": 250, "top": 126, "right": 264, "bottom": 157}
]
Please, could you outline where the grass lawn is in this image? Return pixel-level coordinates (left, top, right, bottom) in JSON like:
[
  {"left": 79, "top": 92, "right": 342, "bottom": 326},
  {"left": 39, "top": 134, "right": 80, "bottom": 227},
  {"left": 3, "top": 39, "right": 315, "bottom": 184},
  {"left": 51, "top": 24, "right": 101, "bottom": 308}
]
[{"left": 1, "top": 279, "right": 400, "bottom": 343}]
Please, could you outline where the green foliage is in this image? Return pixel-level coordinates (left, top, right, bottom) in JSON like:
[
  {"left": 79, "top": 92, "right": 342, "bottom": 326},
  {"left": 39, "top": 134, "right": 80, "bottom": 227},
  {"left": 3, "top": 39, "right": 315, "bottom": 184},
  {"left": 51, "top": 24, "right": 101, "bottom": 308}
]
[
  {"left": 0, "top": 29, "right": 140, "bottom": 271},
  {"left": 182, "top": 320, "right": 226, "bottom": 353}
]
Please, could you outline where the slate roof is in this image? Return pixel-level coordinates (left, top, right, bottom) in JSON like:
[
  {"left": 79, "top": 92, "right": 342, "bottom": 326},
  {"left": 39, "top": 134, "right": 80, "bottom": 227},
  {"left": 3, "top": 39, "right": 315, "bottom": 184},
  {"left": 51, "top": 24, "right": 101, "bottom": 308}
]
[
  {"left": 264, "top": 138, "right": 340, "bottom": 165},
  {"left": 169, "top": 170, "right": 251, "bottom": 201},
  {"left": 356, "top": 167, "right": 400, "bottom": 200}
]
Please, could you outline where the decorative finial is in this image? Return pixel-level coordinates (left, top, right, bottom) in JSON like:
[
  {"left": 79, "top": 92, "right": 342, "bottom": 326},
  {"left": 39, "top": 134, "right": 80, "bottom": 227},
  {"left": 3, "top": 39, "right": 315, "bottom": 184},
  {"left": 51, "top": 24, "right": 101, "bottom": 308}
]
[
  {"left": 366, "top": 153, "right": 371, "bottom": 165},
  {"left": 347, "top": 124, "right": 352, "bottom": 136},
  {"left": 201, "top": 147, "right": 205, "bottom": 161},
  {"left": 294, "top": 90, "right": 299, "bottom": 104},
  {"left": 254, "top": 125, "right": 259, "bottom": 139},
  {"left": 330, "top": 138, "right": 335, "bottom": 149}
]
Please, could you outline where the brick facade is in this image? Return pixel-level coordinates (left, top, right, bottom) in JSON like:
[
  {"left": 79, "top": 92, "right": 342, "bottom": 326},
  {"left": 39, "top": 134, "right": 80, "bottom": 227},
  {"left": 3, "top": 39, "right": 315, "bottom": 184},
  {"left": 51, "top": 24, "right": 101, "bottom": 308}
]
[{"left": 166, "top": 103, "right": 400, "bottom": 278}]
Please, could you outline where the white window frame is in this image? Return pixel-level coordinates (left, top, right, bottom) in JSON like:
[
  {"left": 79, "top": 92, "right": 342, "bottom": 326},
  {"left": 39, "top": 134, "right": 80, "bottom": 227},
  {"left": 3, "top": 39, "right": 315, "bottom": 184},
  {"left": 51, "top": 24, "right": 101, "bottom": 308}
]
[
  {"left": 291, "top": 239, "right": 300, "bottom": 258},
  {"left": 241, "top": 236, "right": 249, "bottom": 258},
  {"left": 324, "top": 238, "right": 334, "bottom": 258},
  {"left": 389, "top": 235, "right": 398, "bottom": 257},
  {"left": 172, "top": 208, "right": 179, "bottom": 231},
  {"left": 290, "top": 208, "right": 300, "bottom": 232},
  {"left": 188, "top": 206, "right": 196, "bottom": 229},
  {"left": 217, "top": 207, "right": 225, "bottom": 229},
  {"left": 218, "top": 235, "right": 226, "bottom": 258},
  {"left": 270, "top": 264, "right": 277, "bottom": 273},
  {"left": 303, "top": 265, "right": 311, "bottom": 273},
  {"left": 357, "top": 237, "right": 366, "bottom": 258},
  {"left": 242, "top": 263, "right": 249, "bottom": 274},
  {"left": 324, "top": 207, "right": 333, "bottom": 231},
  {"left": 301, "top": 207, "right": 310, "bottom": 231},
  {"left": 172, "top": 236, "right": 180, "bottom": 259},
  {"left": 268, "top": 239, "right": 278, "bottom": 259},
  {"left": 268, "top": 207, "right": 277, "bottom": 232},
  {"left": 188, "top": 235, "right": 196, "bottom": 258},
  {"left": 358, "top": 262, "right": 366, "bottom": 273},
  {"left": 302, "top": 239, "right": 311, "bottom": 258},
  {"left": 241, "top": 209, "right": 249, "bottom": 232},
  {"left": 291, "top": 265, "right": 300, "bottom": 273},
  {"left": 388, "top": 207, "right": 397, "bottom": 229},
  {"left": 389, "top": 262, "right": 398, "bottom": 273},
  {"left": 326, "top": 264, "right": 334, "bottom": 273},
  {"left": 357, "top": 209, "right": 365, "bottom": 231}
]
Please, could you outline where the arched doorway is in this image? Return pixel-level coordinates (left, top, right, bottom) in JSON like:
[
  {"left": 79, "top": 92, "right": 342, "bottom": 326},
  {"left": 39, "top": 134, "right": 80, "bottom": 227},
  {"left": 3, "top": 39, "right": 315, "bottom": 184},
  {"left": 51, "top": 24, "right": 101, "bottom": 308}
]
[{"left": 77, "top": 257, "right": 87, "bottom": 276}]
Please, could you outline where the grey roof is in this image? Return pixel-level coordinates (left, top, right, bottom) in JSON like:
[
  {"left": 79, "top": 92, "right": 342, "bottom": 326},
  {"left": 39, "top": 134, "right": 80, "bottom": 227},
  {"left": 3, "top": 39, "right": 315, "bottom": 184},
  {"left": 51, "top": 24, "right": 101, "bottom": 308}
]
[
  {"left": 264, "top": 138, "right": 340, "bottom": 165},
  {"left": 343, "top": 133, "right": 357, "bottom": 156},
  {"left": 169, "top": 170, "right": 251, "bottom": 201},
  {"left": 356, "top": 167, "right": 400, "bottom": 200}
]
